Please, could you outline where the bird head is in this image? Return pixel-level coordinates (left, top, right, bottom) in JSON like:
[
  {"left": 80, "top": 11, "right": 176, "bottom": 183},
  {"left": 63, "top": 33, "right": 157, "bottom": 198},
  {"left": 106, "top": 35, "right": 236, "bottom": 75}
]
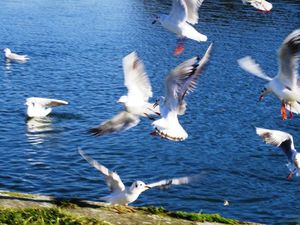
[
  {"left": 117, "top": 95, "right": 128, "bottom": 104},
  {"left": 259, "top": 86, "right": 271, "bottom": 101},
  {"left": 130, "top": 181, "right": 151, "bottom": 193},
  {"left": 3, "top": 48, "right": 11, "bottom": 54}
]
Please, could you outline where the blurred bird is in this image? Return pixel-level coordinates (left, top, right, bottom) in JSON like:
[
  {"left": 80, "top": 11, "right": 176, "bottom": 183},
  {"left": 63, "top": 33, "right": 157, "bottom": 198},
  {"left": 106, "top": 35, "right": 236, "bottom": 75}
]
[
  {"left": 152, "top": 0, "right": 207, "bottom": 56},
  {"left": 4, "top": 48, "right": 29, "bottom": 62},
  {"left": 79, "top": 149, "right": 201, "bottom": 205},
  {"left": 25, "top": 97, "right": 68, "bottom": 118},
  {"left": 256, "top": 127, "right": 300, "bottom": 180},
  {"left": 151, "top": 43, "right": 212, "bottom": 141},
  {"left": 241, "top": 0, "right": 272, "bottom": 12},
  {"left": 238, "top": 29, "right": 300, "bottom": 120},
  {"left": 89, "top": 52, "right": 159, "bottom": 136}
]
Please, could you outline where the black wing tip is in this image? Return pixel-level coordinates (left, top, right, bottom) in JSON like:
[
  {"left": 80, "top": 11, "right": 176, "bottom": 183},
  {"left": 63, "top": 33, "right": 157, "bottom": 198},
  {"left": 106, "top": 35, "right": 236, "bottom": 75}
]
[{"left": 88, "top": 127, "right": 104, "bottom": 136}]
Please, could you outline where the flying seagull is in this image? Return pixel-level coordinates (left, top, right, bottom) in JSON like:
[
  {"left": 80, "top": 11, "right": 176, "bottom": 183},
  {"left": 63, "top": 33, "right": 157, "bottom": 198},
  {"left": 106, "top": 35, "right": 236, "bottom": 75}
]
[
  {"left": 241, "top": 0, "right": 272, "bottom": 12},
  {"left": 151, "top": 43, "right": 213, "bottom": 141},
  {"left": 25, "top": 97, "right": 68, "bottom": 118},
  {"left": 89, "top": 51, "right": 159, "bottom": 136},
  {"left": 79, "top": 149, "right": 200, "bottom": 205},
  {"left": 152, "top": 0, "right": 207, "bottom": 56},
  {"left": 256, "top": 127, "right": 300, "bottom": 180},
  {"left": 238, "top": 29, "right": 300, "bottom": 120},
  {"left": 4, "top": 48, "right": 29, "bottom": 62}
]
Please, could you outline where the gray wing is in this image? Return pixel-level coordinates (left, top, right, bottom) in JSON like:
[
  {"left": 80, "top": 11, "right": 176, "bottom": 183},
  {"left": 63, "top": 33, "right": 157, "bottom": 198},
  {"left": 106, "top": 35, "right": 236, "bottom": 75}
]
[
  {"left": 256, "top": 127, "right": 297, "bottom": 162},
  {"left": 169, "top": 0, "right": 187, "bottom": 23},
  {"left": 184, "top": 0, "right": 204, "bottom": 25},
  {"left": 165, "top": 43, "right": 212, "bottom": 111},
  {"left": 147, "top": 174, "right": 202, "bottom": 189},
  {"left": 89, "top": 111, "right": 140, "bottom": 136},
  {"left": 278, "top": 29, "right": 300, "bottom": 88},
  {"left": 79, "top": 149, "right": 125, "bottom": 193},
  {"left": 26, "top": 97, "right": 69, "bottom": 107}
]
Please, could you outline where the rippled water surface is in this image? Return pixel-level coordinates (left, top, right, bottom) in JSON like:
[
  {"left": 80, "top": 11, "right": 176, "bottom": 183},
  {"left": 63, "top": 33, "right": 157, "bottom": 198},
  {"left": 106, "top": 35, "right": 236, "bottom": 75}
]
[{"left": 0, "top": 0, "right": 299, "bottom": 224}]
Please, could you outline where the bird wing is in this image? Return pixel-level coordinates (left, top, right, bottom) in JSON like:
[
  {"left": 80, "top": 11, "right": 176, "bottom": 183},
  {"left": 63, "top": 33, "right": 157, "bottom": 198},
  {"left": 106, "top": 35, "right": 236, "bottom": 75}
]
[
  {"left": 26, "top": 97, "right": 68, "bottom": 107},
  {"left": 238, "top": 56, "right": 272, "bottom": 81},
  {"left": 147, "top": 174, "right": 201, "bottom": 189},
  {"left": 89, "top": 111, "right": 140, "bottom": 136},
  {"left": 165, "top": 43, "right": 212, "bottom": 111},
  {"left": 184, "top": 0, "right": 204, "bottom": 25},
  {"left": 123, "top": 52, "right": 152, "bottom": 102},
  {"left": 278, "top": 29, "right": 300, "bottom": 88},
  {"left": 256, "top": 127, "right": 296, "bottom": 162},
  {"left": 169, "top": 0, "right": 188, "bottom": 23},
  {"left": 79, "top": 149, "right": 125, "bottom": 193}
]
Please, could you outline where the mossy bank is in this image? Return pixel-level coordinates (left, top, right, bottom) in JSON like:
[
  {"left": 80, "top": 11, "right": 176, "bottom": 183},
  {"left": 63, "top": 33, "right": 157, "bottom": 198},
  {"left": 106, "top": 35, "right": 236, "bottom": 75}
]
[{"left": 0, "top": 191, "right": 264, "bottom": 225}]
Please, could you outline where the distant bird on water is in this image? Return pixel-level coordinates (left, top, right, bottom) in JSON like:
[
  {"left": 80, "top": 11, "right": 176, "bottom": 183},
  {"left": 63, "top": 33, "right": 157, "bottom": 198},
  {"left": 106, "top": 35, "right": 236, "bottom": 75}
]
[
  {"left": 25, "top": 97, "right": 68, "bottom": 118},
  {"left": 256, "top": 127, "right": 300, "bottom": 180},
  {"left": 151, "top": 43, "right": 212, "bottom": 141},
  {"left": 241, "top": 0, "right": 272, "bottom": 12},
  {"left": 89, "top": 51, "right": 159, "bottom": 136},
  {"left": 4, "top": 48, "right": 29, "bottom": 62},
  {"left": 238, "top": 29, "right": 300, "bottom": 120},
  {"left": 79, "top": 149, "right": 201, "bottom": 205},
  {"left": 152, "top": 0, "right": 207, "bottom": 56}
]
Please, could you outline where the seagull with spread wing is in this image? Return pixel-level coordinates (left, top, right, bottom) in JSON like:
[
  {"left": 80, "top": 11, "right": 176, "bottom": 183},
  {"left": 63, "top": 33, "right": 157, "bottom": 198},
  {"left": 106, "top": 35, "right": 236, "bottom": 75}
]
[
  {"left": 152, "top": 0, "right": 207, "bottom": 56},
  {"left": 238, "top": 29, "right": 300, "bottom": 120},
  {"left": 4, "top": 48, "right": 29, "bottom": 62},
  {"left": 25, "top": 97, "right": 68, "bottom": 118},
  {"left": 151, "top": 43, "right": 212, "bottom": 141},
  {"left": 256, "top": 127, "right": 300, "bottom": 180},
  {"left": 79, "top": 149, "right": 200, "bottom": 205},
  {"left": 89, "top": 52, "right": 159, "bottom": 136}
]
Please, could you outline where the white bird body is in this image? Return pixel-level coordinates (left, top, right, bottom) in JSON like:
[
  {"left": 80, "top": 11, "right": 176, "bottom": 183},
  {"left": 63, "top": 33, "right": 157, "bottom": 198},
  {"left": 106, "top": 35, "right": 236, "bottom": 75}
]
[
  {"left": 25, "top": 97, "right": 68, "bottom": 118},
  {"left": 152, "top": 44, "right": 213, "bottom": 141},
  {"left": 242, "top": 0, "right": 272, "bottom": 12},
  {"left": 79, "top": 149, "right": 200, "bottom": 205},
  {"left": 4, "top": 48, "right": 29, "bottom": 62},
  {"left": 238, "top": 29, "right": 300, "bottom": 119}
]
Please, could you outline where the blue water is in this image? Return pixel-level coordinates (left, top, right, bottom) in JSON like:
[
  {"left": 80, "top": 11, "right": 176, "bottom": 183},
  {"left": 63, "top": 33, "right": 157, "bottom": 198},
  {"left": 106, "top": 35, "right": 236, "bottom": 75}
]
[{"left": 0, "top": 0, "right": 299, "bottom": 224}]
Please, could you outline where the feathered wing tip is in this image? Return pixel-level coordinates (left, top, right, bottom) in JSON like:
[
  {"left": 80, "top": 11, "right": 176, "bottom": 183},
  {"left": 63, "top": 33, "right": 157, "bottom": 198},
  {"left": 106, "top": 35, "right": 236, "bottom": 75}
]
[{"left": 281, "top": 29, "right": 300, "bottom": 56}]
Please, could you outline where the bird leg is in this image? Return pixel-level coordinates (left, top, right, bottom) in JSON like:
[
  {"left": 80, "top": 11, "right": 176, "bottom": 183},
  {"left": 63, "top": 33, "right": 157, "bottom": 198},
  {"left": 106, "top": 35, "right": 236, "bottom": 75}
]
[
  {"left": 287, "top": 171, "right": 294, "bottom": 181},
  {"left": 280, "top": 102, "right": 287, "bottom": 120},
  {"left": 174, "top": 39, "right": 185, "bottom": 56},
  {"left": 289, "top": 104, "right": 293, "bottom": 119},
  {"left": 144, "top": 113, "right": 155, "bottom": 121}
]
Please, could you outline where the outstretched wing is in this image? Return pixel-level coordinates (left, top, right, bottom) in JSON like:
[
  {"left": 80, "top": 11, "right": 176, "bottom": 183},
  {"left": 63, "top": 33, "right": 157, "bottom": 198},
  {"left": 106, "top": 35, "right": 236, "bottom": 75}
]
[
  {"left": 184, "top": 0, "right": 204, "bottom": 25},
  {"left": 147, "top": 174, "right": 202, "bottom": 189},
  {"left": 123, "top": 52, "right": 152, "bottom": 102},
  {"left": 169, "top": 0, "right": 187, "bottom": 23},
  {"left": 89, "top": 111, "right": 140, "bottom": 136},
  {"left": 278, "top": 29, "right": 300, "bottom": 88},
  {"left": 26, "top": 97, "right": 68, "bottom": 107},
  {"left": 79, "top": 148, "right": 125, "bottom": 193}
]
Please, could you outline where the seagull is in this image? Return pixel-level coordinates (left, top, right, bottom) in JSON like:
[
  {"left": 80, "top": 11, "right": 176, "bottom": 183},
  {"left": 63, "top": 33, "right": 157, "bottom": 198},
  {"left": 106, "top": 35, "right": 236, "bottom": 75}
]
[
  {"left": 241, "top": 0, "right": 272, "bottom": 12},
  {"left": 89, "top": 51, "right": 159, "bottom": 136},
  {"left": 256, "top": 127, "right": 300, "bottom": 180},
  {"left": 25, "top": 97, "right": 69, "bottom": 118},
  {"left": 151, "top": 43, "right": 212, "bottom": 141},
  {"left": 4, "top": 48, "right": 30, "bottom": 62},
  {"left": 79, "top": 149, "right": 200, "bottom": 205},
  {"left": 238, "top": 29, "right": 300, "bottom": 120},
  {"left": 152, "top": 0, "right": 207, "bottom": 56}
]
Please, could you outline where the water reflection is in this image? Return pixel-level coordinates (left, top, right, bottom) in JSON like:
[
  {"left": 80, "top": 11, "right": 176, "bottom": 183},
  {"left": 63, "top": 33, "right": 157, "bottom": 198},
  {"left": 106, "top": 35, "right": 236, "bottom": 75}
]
[{"left": 26, "top": 117, "right": 54, "bottom": 145}]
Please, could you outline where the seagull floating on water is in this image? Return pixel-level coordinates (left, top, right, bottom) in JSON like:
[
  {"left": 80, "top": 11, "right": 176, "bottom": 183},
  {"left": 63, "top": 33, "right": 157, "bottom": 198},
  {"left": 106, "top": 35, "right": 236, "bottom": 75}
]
[
  {"left": 4, "top": 48, "right": 29, "bottom": 62},
  {"left": 151, "top": 43, "right": 212, "bottom": 141},
  {"left": 241, "top": 0, "right": 272, "bottom": 12},
  {"left": 89, "top": 51, "right": 159, "bottom": 136},
  {"left": 152, "top": 0, "right": 207, "bottom": 56},
  {"left": 25, "top": 97, "right": 68, "bottom": 118},
  {"left": 256, "top": 127, "right": 300, "bottom": 180},
  {"left": 238, "top": 29, "right": 300, "bottom": 120},
  {"left": 79, "top": 149, "right": 200, "bottom": 205}
]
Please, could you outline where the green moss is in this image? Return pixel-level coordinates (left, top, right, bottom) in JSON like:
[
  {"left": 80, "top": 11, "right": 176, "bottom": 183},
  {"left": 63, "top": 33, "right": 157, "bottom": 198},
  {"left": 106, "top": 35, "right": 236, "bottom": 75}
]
[
  {"left": 140, "top": 206, "right": 239, "bottom": 224},
  {"left": 0, "top": 207, "right": 111, "bottom": 225}
]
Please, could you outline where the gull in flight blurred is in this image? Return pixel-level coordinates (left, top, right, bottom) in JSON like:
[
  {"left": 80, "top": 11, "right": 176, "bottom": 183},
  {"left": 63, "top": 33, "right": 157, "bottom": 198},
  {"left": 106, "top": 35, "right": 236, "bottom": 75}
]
[
  {"left": 25, "top": 97, "right": 68, "bottom": 118},
  {"left": 4, "top": 48, "right": 29, "bottom": 62},
  {"left": 89, "top": 51, "right": 159, "bottom": 136},
  {"left": 238, "top": 29, "right": 300, "bottom": 120},
  {"left": 241, "top": 0, "right": 272, "bottom": 12},
  {"left": 151, "top": 43, "right": 212, "bottom": 141},
  {"left": 79, "top": 149, "right": 200, "bottom": 205},
  {"left": 152, "top": 0, "right": 207, "bottom": 56},
  {"left": 256, "top": 127, "right": 300, "bottom": 180}
]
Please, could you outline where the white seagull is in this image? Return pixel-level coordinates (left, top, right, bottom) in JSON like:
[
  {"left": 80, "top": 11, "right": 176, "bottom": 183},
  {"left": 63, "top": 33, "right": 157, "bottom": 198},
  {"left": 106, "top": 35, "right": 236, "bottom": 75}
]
[
  {"left": 79, "top": 149, "right": 200, "bottom": 205},
  {"left": 238, "top": 29, "right": 300, "bottom": 120},
  {"left": 241, "top": 0, "right": 272, "bottom": 12},
  {"left": 151, "top": 43, "right": 212, "bottom": 141},
  {"left": 4, "top": 48, "right": 30, "bottom": 62},
  {"left": 89, "top": 51, "right": 159, "bottom": 136},
  {"left": 152, "top": 0, "right": 207, "bottom": 56},
  {"left": 256, "top": 127, "right": 300, "bottom": 180},
  {"left": 25, "top": 97, "right": 69, "bottom": 118}
]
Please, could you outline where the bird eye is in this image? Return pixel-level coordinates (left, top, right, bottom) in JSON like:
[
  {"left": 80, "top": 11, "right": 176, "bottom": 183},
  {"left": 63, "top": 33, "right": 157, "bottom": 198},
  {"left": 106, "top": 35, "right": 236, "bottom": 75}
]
[{"left": 135, "top": 184, "right": 138, "bottom": 188}]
